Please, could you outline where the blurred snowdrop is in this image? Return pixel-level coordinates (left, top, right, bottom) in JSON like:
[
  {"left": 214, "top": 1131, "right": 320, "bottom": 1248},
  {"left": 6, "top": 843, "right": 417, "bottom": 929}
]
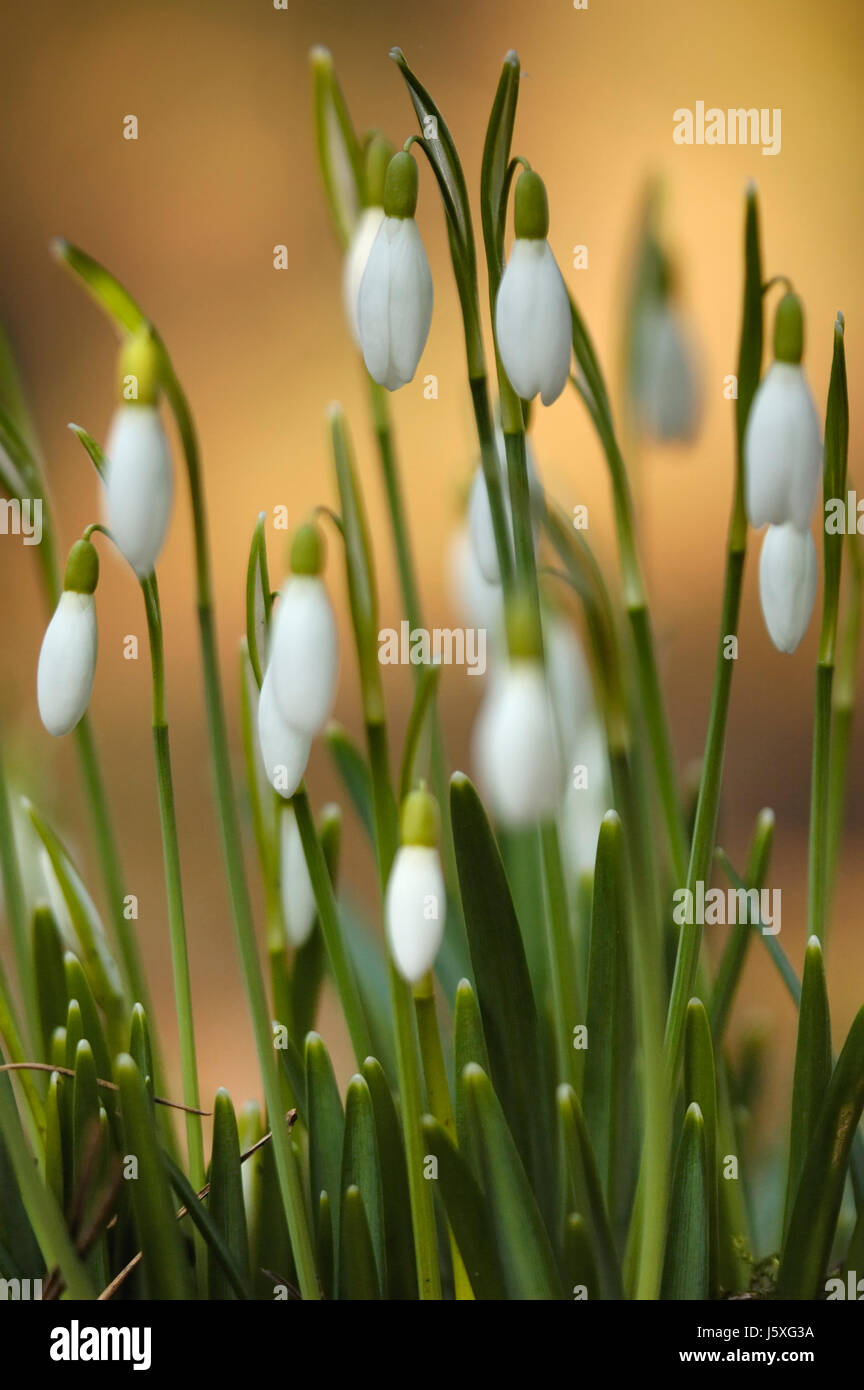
[
  {"left": 559, "top": 714, "right": 612, "bottom": 879},
  {"left": 280, "top": 804, "right": 317, "bottom": 948},
  {"left": 269, "top": 523, "right": 339, "bottom": 738},
  {"left": 103, "top": 328, "right": 174, "bottom": 578},
  {"left": 467, "top": 431, "right": 545, "bottom": 586},
  {"left": 495, "top": 170, "right": 571, "bottom": 405},
  {"left": 256, "top": 669, "right": 311, "bottom": 797},
  {"left": 37, "top": 539, "right": 99, "bottom": 738},
  {"left": 758, "top": 522, "right": 817, "bottom": 654},
  {"left": 448, "top": 526, "right": 505, "bottom": 637},
  {"left": 385, "top": 788, "right": 446, "bottom": 984},
  {"left": 745, "top": 293, "right": 822, "bottom": 532},
  {"left": 473, "top": 655, "right": 563, "bottom": 826},
  {"left": 631, "top": 301, "right": 702, "bottom": 443},
  {"left": 357, "top": 151, "right": 433, "bottom": 391}
]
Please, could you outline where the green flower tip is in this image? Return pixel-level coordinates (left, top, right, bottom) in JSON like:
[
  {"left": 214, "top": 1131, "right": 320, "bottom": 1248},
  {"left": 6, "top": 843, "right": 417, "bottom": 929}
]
[
  {"left": 514, "top": 169, "right": 549, "bottom": 241},
  {"left": 309, "top": 45, "right": 333, "bottom": 74},
  {"left": 364, "top": 134, "right": 394, "bottom": 208},
  {"left": 773, "top": 291, "right": 804, "bottom": 364},
  {"left": 290, "top": 521, "right": 325, "bottom": 576},
  {"left": 400, "top": 786, "right": 440, "bottom": 847},
  {"left": 506, "top": 593, "right": 543, "bottom": 659},
  {"left": 118, "top": 327, "right": 161, "bottom": 405},
  {"left": 806, "top": 933, "right": 822, "bottom": 954},
  {"left": 63, "top": 538, "right": 99, "bottom": 594},
  {"left": 383, "top": 151, "right": 418, "bottom": 219}
]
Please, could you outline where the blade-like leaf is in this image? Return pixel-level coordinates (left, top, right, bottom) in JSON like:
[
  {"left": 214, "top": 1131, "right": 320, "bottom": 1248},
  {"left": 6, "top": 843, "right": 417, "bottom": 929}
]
[
  {"left": 661, "top": 1102, "right": 710, "bottom": 1301},
  {"left": 684, "top": 999, "right": 719, "bottom": 1296},
  {"left": 784, "top": 936, "right": 832, "bottom": 1236},
  {"left": 557, "top": 1084, "right": 624, "bottom": 1301},
  {"left": 325, "top": 723, "right": 374, "bottom": 841},
  {"left": 361, "top": 1057, "right": 417, "bottom": 1300},
  {"left": 32, "top": 906, "right": 68, "bottom": 1060},
  {"left": 245, "top": 512, "right": 272, "bottom": 690},
  {"left": 207, "top": 1089, "right": 251, "bottom": 1300},
  {"left": 421, "top": 1113, "right": 506, "bottom": 1300},
  {"left": 306, "top": 1032, "right": 344, "bottom": 1266},
  {"left": 340, "top": 1185, "right": 380, "bottom": 1300},
  {"left": 340, "top": 1075, "right": 386, "bottom": 1296}
]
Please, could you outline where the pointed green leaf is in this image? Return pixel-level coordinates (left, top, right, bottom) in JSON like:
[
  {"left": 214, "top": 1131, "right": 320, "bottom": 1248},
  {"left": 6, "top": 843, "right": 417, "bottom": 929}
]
[
  {"left": 207, "top": 1088, "right": 251, "bottom": 1300},
  {"left": 340, "top": 1185, "right": 380, "bottom": 1300},
  {"left": 164, "top": 1151, "right": 251, "bottom": 1301},
  {"left": 129, "top": 1003, "right": 154, "bottom": 1091},
  {"left": 557, "top": 1084, "right": 624, "bottom": 1301},
  {"left": 421, "top": 1113, "right": 506, "bottom": 1300},
  {"left": 784, "top": 936, "right": 832, "bottom": 1234},
  {"left": 361, "top": 1056, "right": 416, "bottom": 1300},
  {"left": 662, "top": 1102, "right": 710, "bottom": 1301},
  {"left": 316, "top": 1190, "right": 334, "bottom": 1299},
  {"left": 325, "top": 724, "right": 374, "bottom": 842},
  {"left": 245, "top": 512, "right": 272, "bottom": 690},
  {"left": 72, "top": 1039, "right": 100, "bottom": 1191},
  {"left": 684, "top": 998, "right": 719, "bottom": 1296},
  {"left": 64, "top": 953, "right": 112, "bottom": 1093},
  {"left": 340, "top": 1074, "right": 385, "bottom": 1295},
  {"left": 32, "top": 905, "right": 67, "bottom": 1060},
  {"left": 480, "top": 50, "right": 520, "bottom": 306},
  {"left": 305, "top": 1031, "right": 344, "bottom": 1263},
  {"left": 563, "top": 1213, "right": 599, "bottom": 1302}
]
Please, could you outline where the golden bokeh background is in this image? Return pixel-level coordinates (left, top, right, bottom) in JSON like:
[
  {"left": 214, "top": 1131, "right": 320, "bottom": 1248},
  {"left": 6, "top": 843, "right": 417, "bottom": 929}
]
[{"left": 1, "top": 0, "right": 861, "bottom": 1141}]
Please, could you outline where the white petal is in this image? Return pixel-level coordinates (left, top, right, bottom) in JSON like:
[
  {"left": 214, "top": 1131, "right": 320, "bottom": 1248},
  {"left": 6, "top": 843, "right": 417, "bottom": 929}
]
[
  {"left": 269, "top": 576, "right": 339, "bottom": 736},
  {"left": 343, "top": 207, "right": 385, "bottom": 345},
  {"left": 37, "top": 592, "right": 97, "bottom": 736},
  {"left": 357, "top": 218, "right": 433, "bottom": 391},
  {"left": 280, "top": 804, "right": 317, "bottom": 947},
  {"left": 104, "top": 406, "right": 174, "bottom": 577},
  {"left": 543, "top": 613, "right": 594, "bottom": 758},
  {"left": 495, "top": 240, "right": 572, "bottom": 405},
  {"left": 447, "top": 527, "right": 505, "bottom": 636},
  {"left": 758, "top": 523, "right": 817, "bottom": 654},
  {"left": 385, "top": 845, "right": 446, "bottom": 983},
  {"left": 745, "top": 363, "right": 822, "bottom": 531},
  {"left": 256, "top": 669, "right": 310, "bottom": 796},
  {"left": 472, "top": 660, "right": 564, "bottom": 825}
]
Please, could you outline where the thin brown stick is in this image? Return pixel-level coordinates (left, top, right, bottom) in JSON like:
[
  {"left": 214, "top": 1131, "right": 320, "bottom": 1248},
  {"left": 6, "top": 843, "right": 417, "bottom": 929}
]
[{"left": 0, "top": 1062, "right": 211, "bottom": 1115}]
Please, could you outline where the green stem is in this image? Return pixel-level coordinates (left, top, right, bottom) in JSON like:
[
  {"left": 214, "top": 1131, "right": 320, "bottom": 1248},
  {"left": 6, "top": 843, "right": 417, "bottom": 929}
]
[
  {"left": 469, "top": 376, "right": 515, "bottom": 597},
  {"left": 807, "top": 663, "right": 832, "bottom": 944},
  {"left": 368, "top": 376, "right": 424, "bottom": 632}
]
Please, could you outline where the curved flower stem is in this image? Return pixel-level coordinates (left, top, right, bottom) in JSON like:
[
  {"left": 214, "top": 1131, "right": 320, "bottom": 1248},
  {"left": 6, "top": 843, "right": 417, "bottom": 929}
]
[{"left": 367, "top": 376, "right": 424, "bottom": 633}]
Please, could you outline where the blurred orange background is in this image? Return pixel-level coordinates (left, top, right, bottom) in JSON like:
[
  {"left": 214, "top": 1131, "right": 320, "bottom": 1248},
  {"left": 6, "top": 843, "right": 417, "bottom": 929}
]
[{"left": 0, "top": 0, "right": 861, "bottom": 1143}]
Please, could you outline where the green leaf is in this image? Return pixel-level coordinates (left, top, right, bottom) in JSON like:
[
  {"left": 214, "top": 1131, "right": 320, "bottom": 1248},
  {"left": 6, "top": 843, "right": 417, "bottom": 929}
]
[
  {"left": 662, "top": 1102, "right": 710, "bottom": 1301},
  {"left": 557, "top": 1084, "right": 624, "bottom": 1301},
  {"left": 684, "top": 999, "right": 719, "bottom": 1296},
  {"left": 711, "top": 809, "right": 775, "bottom": 1040},
  {"left": 52, "top": 239, "right": 145, "bottom": 337},
  {"left": 44, "top": 1071, "right": 65, "bottom": 1209},
  {"left": 340, "top": 1185, "right": 380, "bottom": 1299},
  {"left": 68, "top": 422, "right": 105, "bottom": 478},
  {"left": 129, "top": 1003, "right": 154, "bottom": 1091},
  {"left": 784, "top": 936, "right": 832, "bottom": 1238},
  {"left": 325, "top": 723, "right": 374, "bottom": 842},
  {"left": 735, "top": 185, "right": 764, "bottom": 456},
  {"left": 562, "top": 1212, "right": 599, "bottom": 1302},
  {"left": 310, "top": 46, "right": 363, "bottom": 249},
  {"left": 330, "top": 405, "right": 384, "bottom": 724},
  {"left": 450, "top": 774, "right": 546, "bottom": 1184},
  {"left": 291, "top": 802, "right": 340, "bottom": 1043},
  {"left": 480, "top": 50, "right": 520, "bottom": 307},
  {"left": 207, "top": 1088, "right": 251, "bottom": 1300},
  {"left": 453, "top": 977, "right": 491, "bottom": 1177},
  {"left": 822, "top": 314, "right": 849, "bottom": 656},
  {"left": 276, "top": 1030, "right": 307, "bottom": 1124},
  {"left": 305, "top": 1032, "right": 344, "bottom": 1264},
  {"left": 32, "top": 905, "right": 68, "bottom": 1060},
  {"left": 64, "top": 953, "right": 112, "bottom": 1096},
  {"left": 340, "top": 1074, "right": 385, "bottom": 1296},
  {"left": 113, "top": 1053, "right": 191, "bottom": 1299},
  {"left": 245, "top": 512, "right": 272, "bottom": 690},
  {"left": 778, "top": 1005, "right": 864, "bottom": 1298},
  {"left": 164, "top": 1152, "right": 252, "bottom": 1301},
  {"left": 421, "top": 1113, "right": 506, "bottom": 1300},
  {"left": 71, "top": 1039, "right": 100, "bottom": 1192},
  {"left": 463, "top": 1064, "right": 562, "bottom": 1299},
  {"left": 361, "top": 1057, "right": 417, "bottom": 1300},
  {"left": 316, "top": 1191, "right": 334, "bottom": 1299}
]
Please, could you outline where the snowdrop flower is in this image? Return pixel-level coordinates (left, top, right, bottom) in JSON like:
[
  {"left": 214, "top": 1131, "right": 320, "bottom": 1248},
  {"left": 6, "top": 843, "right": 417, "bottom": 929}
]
[
  {"left": 495, "top": 169, "right": 571, "bottom": 406},
  {"left": 342, "top": 136, "right": 391, "bottom": 344},
  {"left": 280, "top": 804, "right": 317, "bottom": 948},
  {"left": 257, "top": 668, "right": 310, "bottom": 797},
  {"left": 357, "top": 151, "right": 433, "bottom": 391},
  {"left": 269, "top": 522, "right": 339, "bottom": 738},
  {"left": 385, "top": 788, "right": 446, "bottom": 984},
  {"left": 37, "top": 539, "right": 99, "bottom": 737},
  {"left": 468, "top": 431, "right": 545, "bottom": 585},
  {"left": 448, "top": 526, "right": 505, "bottom": 637},
  {"left": 473, "top": 627, "right": 564, "bottom": 827},
  {"left": 631, "top": 301, "right": 702, "bottom": 443},
  {"left": 543, "top": 611, "right": 594, "bottom": 758},
  {"left": 745, "top": 293, "right": 822, "bottom": 532},
  {"left": 758, "top": 522, "right": 817, "bottom": 654},
  {"left": 103, "top": 328, "right": 174, "bottom": 578},
  {"left": 560, "top": 714, "right": 612, "bottom": 879}
]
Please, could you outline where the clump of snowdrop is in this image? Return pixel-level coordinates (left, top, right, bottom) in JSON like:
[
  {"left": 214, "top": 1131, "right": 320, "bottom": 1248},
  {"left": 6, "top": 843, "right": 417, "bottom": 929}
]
[
  {"left": 385, "top": 787, "right": 446, "bottom": 984},
  {"left": 468, "top": 430, "right": 545, "bottom": 586},
  {"left": 280, "top": 803, "right": 317, "bottom": 948},
  {"left": 37, "top": 538, "right": 99, "bottom": 737},
  {"left": 357, "top": 150, "right": 433, "bottom": 391},
  {"left": 758, "top": 522, "right": 817, "bottom": 654},
  {"left": 343, "top": 135, "right": 391, "bottom": 345},
  {"left": 495, "top": 168, "right": 572, "bottom": 406},
  {"left": 103, "top": 327, "right": 174, "bottom": 578},
  {"left": 745, "top": 292, "right": 822, "bottom": 532}
]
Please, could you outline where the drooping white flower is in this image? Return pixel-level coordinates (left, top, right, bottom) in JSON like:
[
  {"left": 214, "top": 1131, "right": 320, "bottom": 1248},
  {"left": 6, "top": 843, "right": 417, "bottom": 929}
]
[
  {"left": 543, "top": 612, "right": 594, "bottom": 759},
  {"left": 448, "top": 526, "right": 505, "bottom": 637},
  {"left": 257, "top": 668, "right": 310, "bottom": 797},
  {"left": 472, "top": 657, "right": 563, "bottom": 826},
  {"left": 103, "top": 329, "right": 174, "bottom": 579},
  {"left": 631, "top": 302, "right": 702, "bottom": 443},
  {"left": 357, "top": 151, "right": 433, "bottom": 392},
  {"left": 280, "top": 804, "right": 317, "bottom": 948},
  {"left": 468, "top": 432, "right": 545, "bottom": 586},
  {"left": 758, "top": 523, "right": 817, "bottom": 654},
  {"left": 37, "top": 539, "right": 99, "bottom": 737},
  {"left": 269, "top": 523, "right": 338, "bottom": 737},
  {"left": 343, "top": 206, "right": 385, "bottom": 345},
  {"left": 745, "top": 293, "right": 822, "bottom": 533},
  {"left": 385, "top": 788, "right": 445, "bottom": 984},
  {"left": 494, "top": 170, "right": 571, "bottom": 406},
  {"left": 559, "top": 714, "right": 612, "bottom": 879}
]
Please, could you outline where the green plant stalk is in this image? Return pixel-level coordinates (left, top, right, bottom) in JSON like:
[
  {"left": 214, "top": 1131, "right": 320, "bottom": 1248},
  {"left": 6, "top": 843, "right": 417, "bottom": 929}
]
[
  {"left": 807, "top": 663, "right": 832, "bottom": 944},
  {"left": 0, "top": 1074, "right": 94, "bottom": 1297},
  {"left": 0, "top": 726, "right": 39, "bottom": 1055},
  {"left": 539, "top": 820, "right": 583, "bottom": 1092},
  {"left": 413, "top": 971, "right": 473, "bottom": 1299},
  {"left": 825, "top": 535, "right": 862, "bottom": 917},
  {"left": 141, "top": 578, "right": 204, "bottom": 1202},
  {"left": 292, "top": 786, "right": 371, "bottom": 1062}
]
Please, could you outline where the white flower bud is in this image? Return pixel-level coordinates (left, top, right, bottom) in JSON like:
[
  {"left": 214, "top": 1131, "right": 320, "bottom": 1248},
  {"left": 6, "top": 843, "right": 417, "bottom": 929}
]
[
  {"left": 467, "top": 433, "right": 544, "bottom": 585},
  {"left": 279, "top": 805, "right": 316, "bottom": 948},
  {"left": 269, "top": 575, "right": 339, "bottom": 737},
  {"left": 758, "top": 523, "right": 817, "bottom": 654},
  {"left": 357, "top": 216, "right": 433, "bottom": 391},
  {"left": 37, "top": 591, "right": 97, "bottom": 737},
  {"left": 103, "top": 405, "right": 174, "bottom": 577},
  {"left": 495, "top": 239, "right": 571, "bottom": 405},
  {"left": 385, "top": 845, "right": 446, "bottom": 984},
  {"left": 343, "top": 206, "right": 385, "bottom": 345},
  {"left": 745, "top": 363, "right": 822, "bottom": 532},
  {"left": 257, "top": 668, "right": 310, "bottom": 797},
  {"left": 472, "top": 659, "right": 563, "bottom": 826}
]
